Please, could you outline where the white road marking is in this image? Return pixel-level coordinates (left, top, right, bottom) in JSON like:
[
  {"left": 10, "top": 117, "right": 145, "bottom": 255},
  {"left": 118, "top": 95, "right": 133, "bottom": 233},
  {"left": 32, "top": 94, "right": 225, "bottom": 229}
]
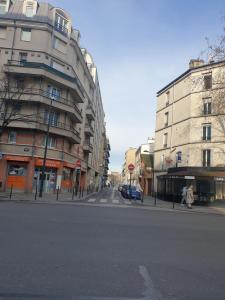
[
  {"left": 111, "top": 187, "right": 116, "bottom": 200},
  {"left": 139, "top": 265, "right": 163, "bottom": 300},
  {"left": 112, "top": 199, "right": 119, "bottom": 204},
  {"left": 124, "top": 200, "right": 131, "bottom": 205},
  {"left": 88, "top": 198, "right": 96, "bottom": 203},
  {"left": 100, "top": 199, "right": 108, "bottom": 203}
]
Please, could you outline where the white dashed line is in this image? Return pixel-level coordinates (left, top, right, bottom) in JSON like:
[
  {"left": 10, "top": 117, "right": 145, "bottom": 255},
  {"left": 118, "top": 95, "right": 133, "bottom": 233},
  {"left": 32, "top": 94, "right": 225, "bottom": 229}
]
[
  {"left": 100, "top": 199, "right": 108, "bottom": 203},
  {"left": 88, "top": 198, "right": 96, "bottom": 203},
  {"left": 112, "top": 199, "right": 119, "bottom": 204}
]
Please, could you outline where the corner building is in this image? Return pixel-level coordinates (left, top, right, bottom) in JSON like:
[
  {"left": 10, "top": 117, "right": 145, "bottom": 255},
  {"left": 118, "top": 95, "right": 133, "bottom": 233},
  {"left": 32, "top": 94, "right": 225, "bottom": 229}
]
[
  {"left": 155, "top": 59, "right": 225, "bottom": 202},
  {"left": 0, "top": 0, "right": 109, "bottom": 193}
]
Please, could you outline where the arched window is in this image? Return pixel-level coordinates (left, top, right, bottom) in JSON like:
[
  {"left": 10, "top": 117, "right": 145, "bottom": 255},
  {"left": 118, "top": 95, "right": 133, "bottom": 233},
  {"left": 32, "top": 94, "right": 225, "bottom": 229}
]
[
  {"left": 0, "top": 0, "right": 10, "bottom": 14},
  {"left": 23, "top": 0, "right": 38, "bottom": 18},
  {"left": 54, "top": 8, "right": 71, "bottom": 37}
]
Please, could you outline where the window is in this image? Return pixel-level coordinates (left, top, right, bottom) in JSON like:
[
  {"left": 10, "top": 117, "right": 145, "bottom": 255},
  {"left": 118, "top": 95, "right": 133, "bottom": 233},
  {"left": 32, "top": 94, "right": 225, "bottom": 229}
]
[
  {"left": 203, "top": 98, "right": 212, "bottom": 115},
  {"left": 204, "top": 74, "right": 212, "bottom": 90},
  {"left": 203, "top": 124, "right": 211, "bottom": 141},
  {"left": 44, "top": 110, "right": 59, "bottom": 127},
  {"left": 165, "top": 91, "right": 170, "bottom": 106},
  {"left": 55, "top": 12, "right": 69, "bottom": 36},
  {"left": 163, "top": 133, "right": 168, "bottom": 148},
  {"left": 51, "top": 60, "right": 64, "bottom": 72},
  {"left": 21, "top": 28, "right": 31, "bottom": 41},
  {"left": 0, "top": 0, "right": 9, "bottom": 14},
  {"left": 8, "top": 165, "right": 26, "bottom": 176},
  {"left": 47, "top": 85, "right": 61, "bottom": 101},
  {"left": 0, "top": 26, "right": 6, "bottom": 39},
  {"left": 53, "top": 37, "right": 66, "bottom": 53},
  {"left": 42, "top": 136, "right": 56, "bottom": 148},
  {"left": 16, "top": 78, "right": 25, "bottom": 90},
  {"left": 24, "top": 0, "right": 37, "bottom": 17},
  {"left": 203, "top": 149, "right": 211, "bottom": 167},
  {"left": 19, "top": 52, "right": 28, "bottom": 63},
  {"left": 8, "top": 131, "right": 17, "bottom": 144},
  {"left": 164, "top": 112, "right": 169, "bottom": 127}
]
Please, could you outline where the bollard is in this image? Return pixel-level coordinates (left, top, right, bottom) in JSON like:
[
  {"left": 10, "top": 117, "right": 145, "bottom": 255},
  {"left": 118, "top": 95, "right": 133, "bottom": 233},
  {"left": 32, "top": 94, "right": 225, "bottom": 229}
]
[
  {"left": 154, "top": 192, "right": 157, "bottom": 206},
  {"left": 10, "top": 184, "right": 13, "bottom": 200},
  {"left": 72, "top": 187, "right": 75, "bottom": 201},
  {"left": 173, "top": 194, "right": 175, "bottom": 209},
  {"left": 34, "top": 181, "right": 38, "bottom": 201},
  {"left": 56, "top": 187, "right": 59, "bottom": 201},
  {"left": 82, "top": 188, "right": 84, "bottom": 198}
]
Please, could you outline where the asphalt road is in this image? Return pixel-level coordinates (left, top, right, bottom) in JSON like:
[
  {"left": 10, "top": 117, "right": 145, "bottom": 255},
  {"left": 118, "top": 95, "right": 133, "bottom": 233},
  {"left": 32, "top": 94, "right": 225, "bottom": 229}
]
[{"left": 0, "top": 188, "right": 225, "bottom": 300}]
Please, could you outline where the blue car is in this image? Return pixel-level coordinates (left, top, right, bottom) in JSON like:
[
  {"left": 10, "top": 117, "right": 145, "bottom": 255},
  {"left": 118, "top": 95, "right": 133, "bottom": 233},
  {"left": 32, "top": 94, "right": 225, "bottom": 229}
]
[{"left": 128, "top": 186, "right": 142, "bottom": 201}]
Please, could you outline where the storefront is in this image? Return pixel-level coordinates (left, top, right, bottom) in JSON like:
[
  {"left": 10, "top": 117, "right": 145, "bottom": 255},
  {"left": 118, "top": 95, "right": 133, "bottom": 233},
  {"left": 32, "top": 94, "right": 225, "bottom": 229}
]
[{"left": 157, "top": 167, "right": 225, "bottom": 204}]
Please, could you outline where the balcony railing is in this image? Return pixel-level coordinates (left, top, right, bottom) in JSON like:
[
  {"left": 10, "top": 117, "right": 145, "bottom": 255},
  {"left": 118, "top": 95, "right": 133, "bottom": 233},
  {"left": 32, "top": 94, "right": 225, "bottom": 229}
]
[
  {"left": 54, "top": 22, "right": 69, "bottom": 37},
  {"left": 6, "top": 60, "right": 84, "bottom": 98}
]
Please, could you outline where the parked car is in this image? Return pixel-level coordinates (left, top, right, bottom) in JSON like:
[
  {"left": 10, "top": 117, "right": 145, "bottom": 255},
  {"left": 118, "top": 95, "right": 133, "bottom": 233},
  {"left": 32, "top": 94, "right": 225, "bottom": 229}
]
[
  {"left": 128, "top": 186, "right": 142, "bottom": 201},
  {"left": 121, "top": 185, "right": 130, "bottom": 198}
]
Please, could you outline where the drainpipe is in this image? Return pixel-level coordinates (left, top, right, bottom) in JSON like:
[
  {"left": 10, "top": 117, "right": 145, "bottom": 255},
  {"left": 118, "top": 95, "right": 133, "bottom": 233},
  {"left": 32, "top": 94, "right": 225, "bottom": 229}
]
[{"left": 10, "top": 20, "right": 16, "bottom": 61}]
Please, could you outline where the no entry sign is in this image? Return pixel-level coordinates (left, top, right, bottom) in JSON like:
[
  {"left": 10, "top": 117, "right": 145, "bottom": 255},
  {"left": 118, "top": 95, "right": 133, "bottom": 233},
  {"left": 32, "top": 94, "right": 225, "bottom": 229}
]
[{"left": 128, "top": 163, "right": 135, "bottom": 172}]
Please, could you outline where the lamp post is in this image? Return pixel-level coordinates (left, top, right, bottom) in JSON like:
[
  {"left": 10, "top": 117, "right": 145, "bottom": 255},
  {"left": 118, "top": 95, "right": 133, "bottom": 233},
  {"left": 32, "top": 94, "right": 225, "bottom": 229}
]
[{"left": 39, "top": 98, "right": 53, "bottom": 198}]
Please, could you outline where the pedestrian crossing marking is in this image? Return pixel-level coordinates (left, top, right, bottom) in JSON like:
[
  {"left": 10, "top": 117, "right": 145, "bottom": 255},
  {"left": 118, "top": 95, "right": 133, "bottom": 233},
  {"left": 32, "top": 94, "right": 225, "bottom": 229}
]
[
  {"left": 124, "top": 200, "right": 131, "bottom": 205},
  {"left": 88, "top": 198, "right": 96, "bottom": 203},
  {"left": 112, "top": 199, "right": 119, "bottom": 204},
  {"left": 100, "top": 199, "right": 107, "bottom": 203}
]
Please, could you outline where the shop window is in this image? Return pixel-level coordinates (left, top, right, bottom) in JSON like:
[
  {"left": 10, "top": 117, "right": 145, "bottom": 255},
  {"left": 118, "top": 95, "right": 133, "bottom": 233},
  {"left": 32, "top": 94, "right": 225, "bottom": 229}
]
[
  {"left": 202, "top": 149, "right": 211, "bottom": 167},
  {"left": 0, "top": 0, "right": 9, "bottom": 14},
  {"left": 8, "top": 131, "right": 17, "bottom": 143},
  {"left": 202, "top": 124, "right": 211, "bottom": 141},
  {"left": 63, "top": 168, "right": 71, "bottom": 180},
  {"left": 21, "top": 29, "right": 31, "bottom": 42},
  {"left": 8, "top": 165, "right": 26, "bottom": 176}
]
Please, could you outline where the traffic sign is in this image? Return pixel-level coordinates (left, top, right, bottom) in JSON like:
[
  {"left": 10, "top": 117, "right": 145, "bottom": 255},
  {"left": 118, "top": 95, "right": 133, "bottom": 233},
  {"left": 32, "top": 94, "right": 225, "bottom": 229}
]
[
  {"left": 75, "top": 160, "right": 81, "bottom": 168},
  {"left": 128, "top": 163, "right": 135, "bottom": 171}
]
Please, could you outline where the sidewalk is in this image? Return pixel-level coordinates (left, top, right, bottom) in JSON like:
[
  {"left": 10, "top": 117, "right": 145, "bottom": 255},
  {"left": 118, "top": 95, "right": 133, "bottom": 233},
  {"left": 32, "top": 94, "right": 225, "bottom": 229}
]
[
  {"left": 0, "top": 190, "right": 94, "bottom": 203},
  {"left": 142, "top": 195, "right": 225, "bottom": 215}
]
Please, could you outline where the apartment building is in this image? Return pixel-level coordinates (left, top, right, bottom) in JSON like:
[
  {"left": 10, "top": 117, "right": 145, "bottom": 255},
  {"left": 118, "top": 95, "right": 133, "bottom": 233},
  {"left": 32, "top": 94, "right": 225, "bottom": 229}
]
[
  {"left": 0, "top": 0, "right": 109, "bottom": 193},
  {"left": 155, "top": 59, "right": 225, "bottom": 202},
  {"left": 121, "top": 147, "right": 136, "bottom": 184},
  {"left": 135, "top": 138, "right": 154, "bottom": 196}
]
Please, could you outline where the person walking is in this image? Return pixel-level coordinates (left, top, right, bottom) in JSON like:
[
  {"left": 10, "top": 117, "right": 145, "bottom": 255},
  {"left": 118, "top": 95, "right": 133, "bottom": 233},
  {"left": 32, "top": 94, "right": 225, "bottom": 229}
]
[
  {"left": 181, "top": 186, "right": 187, "bottom": 206},
  {"left": 136, "top": 182, "right": 144, "bottom": 203},
  {"left": 186, "top": 185, "right": 194, "bottom": 209}
]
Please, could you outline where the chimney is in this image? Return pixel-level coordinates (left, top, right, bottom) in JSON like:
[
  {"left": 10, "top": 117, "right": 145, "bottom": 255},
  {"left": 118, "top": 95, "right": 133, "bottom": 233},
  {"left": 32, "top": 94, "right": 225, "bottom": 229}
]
[{"left": 189, "top": 59, "right": 205, "bottom": 69}]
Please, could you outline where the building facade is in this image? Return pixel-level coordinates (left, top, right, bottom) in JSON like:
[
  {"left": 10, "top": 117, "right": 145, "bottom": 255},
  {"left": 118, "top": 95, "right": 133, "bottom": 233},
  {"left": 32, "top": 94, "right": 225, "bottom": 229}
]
[
  {"left": 135, "top": 138, "right": 154, "bottom": 196},
  {"left": 0, "top": 0, "right": 109, "bottom": 193},
  {"left": 155, "top": 59, "right": 225, "bottom": 202},
  {"left": 121, "top": 147, "right": 136, "bottom": 184}
]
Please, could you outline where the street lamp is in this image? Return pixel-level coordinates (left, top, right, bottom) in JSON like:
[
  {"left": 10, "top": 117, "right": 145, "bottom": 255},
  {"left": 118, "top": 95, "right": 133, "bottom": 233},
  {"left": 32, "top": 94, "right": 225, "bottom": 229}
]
[{"left": 39, "top": 98, "right": 53, "bottom": 198}]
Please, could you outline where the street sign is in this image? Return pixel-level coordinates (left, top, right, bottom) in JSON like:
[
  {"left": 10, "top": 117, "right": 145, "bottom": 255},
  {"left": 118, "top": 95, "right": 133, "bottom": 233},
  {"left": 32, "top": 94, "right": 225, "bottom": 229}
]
[{"left": 128, "top": 163, "right": 135, "bottom": 172}]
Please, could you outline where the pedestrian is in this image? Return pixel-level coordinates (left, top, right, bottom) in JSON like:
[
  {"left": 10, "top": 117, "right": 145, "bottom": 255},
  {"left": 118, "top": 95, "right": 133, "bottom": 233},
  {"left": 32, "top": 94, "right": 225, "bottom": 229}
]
[
  {"left": 181, "top": 186, "right": 187, "bottom": 206},
  {"left": 136, "top": 182, "right": 143, "bottom": 203},
  {"left": 186, "top": 185, "right": 194, "bottom": 209}
]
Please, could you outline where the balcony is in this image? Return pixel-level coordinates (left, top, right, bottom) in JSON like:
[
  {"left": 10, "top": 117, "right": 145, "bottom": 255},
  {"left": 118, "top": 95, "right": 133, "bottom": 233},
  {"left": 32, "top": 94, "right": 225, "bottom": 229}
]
[
  {"left": 83, "top": 142, "right": 93, "bottom": 153},
  {"left": 84, "top": 124, "right": 94, "bottom": 137},
  {"left": 54, "top": 22, "right": 69, "bottom": 37},
  {"left": 6, "top": 118, "right": 81, "bottom": 144},
  {"left": 86, "top": 105, "right": 95, "bottom": 121},
  {"left": 4, "top": 61, "right": 84, "bottom": 102},
  {"left": 5, "top": 88, "right": 83, "bottom": 123}
]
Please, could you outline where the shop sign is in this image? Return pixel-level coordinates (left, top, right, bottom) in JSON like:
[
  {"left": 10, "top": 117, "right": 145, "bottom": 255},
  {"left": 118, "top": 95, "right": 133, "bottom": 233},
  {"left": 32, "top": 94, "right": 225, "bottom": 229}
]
[
  {"left": 185, "top": 176, "right": 195, "bottom": 180},
  {"left": 215, "top": 177, "right": 225, "bottom": 182},
  {"left": 167, "top": 175, "right": 180, "bottom": 179},
  {"left": 35, "top": 158, "right": 61, "bottom": 168},
  {"left": 5, "top": 155, "right": 29, "bottom": 162}
]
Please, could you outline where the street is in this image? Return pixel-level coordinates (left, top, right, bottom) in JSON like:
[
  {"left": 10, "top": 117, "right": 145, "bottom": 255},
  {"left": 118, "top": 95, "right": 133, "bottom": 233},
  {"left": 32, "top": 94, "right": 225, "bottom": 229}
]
[{"left": 0, "top": 188, "right": 225, "bottom": 300}]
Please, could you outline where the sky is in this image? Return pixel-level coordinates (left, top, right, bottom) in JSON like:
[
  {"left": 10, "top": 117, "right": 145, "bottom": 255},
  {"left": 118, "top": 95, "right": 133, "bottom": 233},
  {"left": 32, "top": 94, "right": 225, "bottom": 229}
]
[{"left": 50, "top": 0, "right": 225, "bottom": 172}]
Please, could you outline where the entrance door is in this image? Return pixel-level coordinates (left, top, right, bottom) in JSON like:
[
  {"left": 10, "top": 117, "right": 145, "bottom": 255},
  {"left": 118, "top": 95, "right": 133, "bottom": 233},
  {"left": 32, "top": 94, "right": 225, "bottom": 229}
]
[{"left": 35, "top": 168, "right": 57, "bottom": 193}]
